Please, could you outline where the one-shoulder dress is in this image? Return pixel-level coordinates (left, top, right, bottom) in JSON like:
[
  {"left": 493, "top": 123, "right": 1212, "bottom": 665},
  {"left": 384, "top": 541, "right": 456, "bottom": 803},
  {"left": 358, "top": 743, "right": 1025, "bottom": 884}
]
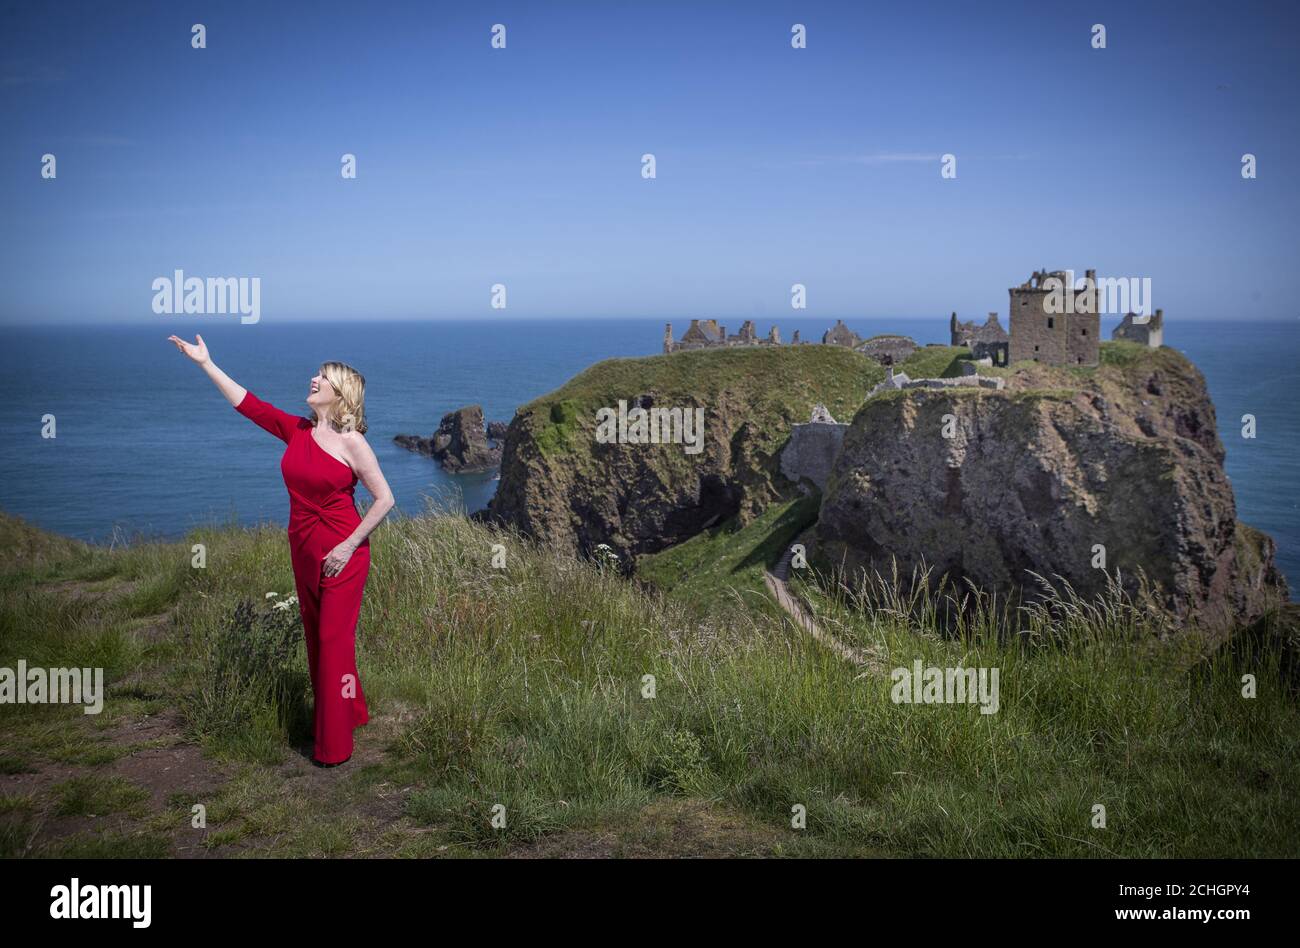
[{"left": 235, "top": 390, "right": 370, "bottom": 764}]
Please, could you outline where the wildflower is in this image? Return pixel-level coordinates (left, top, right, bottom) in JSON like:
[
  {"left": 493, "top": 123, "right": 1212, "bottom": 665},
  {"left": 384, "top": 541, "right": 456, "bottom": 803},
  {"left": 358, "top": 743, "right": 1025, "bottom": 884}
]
[{"left": 271, "top": 595, "right": 299, "bottom": 612}]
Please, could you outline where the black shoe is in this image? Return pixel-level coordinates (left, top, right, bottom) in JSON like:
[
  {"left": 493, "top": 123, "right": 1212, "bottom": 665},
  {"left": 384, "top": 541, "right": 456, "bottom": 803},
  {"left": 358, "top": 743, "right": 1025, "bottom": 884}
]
[{"left": 312, "top": 754, "right": 351, "bottom": 768}]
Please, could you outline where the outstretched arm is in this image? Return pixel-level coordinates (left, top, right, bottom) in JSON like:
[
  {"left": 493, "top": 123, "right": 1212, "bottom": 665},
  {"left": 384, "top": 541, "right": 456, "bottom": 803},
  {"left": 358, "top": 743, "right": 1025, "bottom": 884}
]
[
  {"left": 322, "top": 434, "right": 396, "bottom": 577},
  {"left": 168, "top": 334, "right": 298, "bottom": 442},
  {"left": 167, "top": 334, "right": 246, "bottom": 406}
]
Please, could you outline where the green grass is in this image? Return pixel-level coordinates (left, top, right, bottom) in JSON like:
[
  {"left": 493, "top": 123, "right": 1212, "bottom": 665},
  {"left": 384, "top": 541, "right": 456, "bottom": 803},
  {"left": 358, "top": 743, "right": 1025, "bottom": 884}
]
[
  {"left": 1, "top": 508, "right": 1296, "bottom": 858},
  {"left": 516, "top": 345, "right": 887, "bottom": 473},
  {"left": 51, "top": 775, "right": 151, "bottom": 818},
  {"left": 636, "top": 494, "right": 820, "bottom": 610},
  {"left": 534, "top": 399, "right": 582, "bottom": 458},
  {"left": 1098, "top": 339, "right": 1153, "bottom": 367},
  {"left": 897, "top": 345, "right": 968, "bottom": 380}
]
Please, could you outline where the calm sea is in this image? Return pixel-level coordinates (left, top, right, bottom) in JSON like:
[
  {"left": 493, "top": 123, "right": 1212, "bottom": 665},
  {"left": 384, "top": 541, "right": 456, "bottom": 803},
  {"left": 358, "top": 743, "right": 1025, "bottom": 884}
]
[{"left": 1, "top": 318, "right": 1296, "bottom": 593}]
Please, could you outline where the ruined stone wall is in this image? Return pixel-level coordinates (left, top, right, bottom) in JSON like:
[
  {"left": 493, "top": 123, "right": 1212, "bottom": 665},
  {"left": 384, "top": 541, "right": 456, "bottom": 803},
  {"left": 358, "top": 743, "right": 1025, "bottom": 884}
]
[
  {"left": 857, "top": 334, "right": 917, "bottom": 365},
  {"left": 666, "top": 319, "right": 787, "bottom": 353},
  {"left": 1009, "top": 287, "right": 1062, "bottom": 363},
  {"left": 780, "top": 422, "right": 847, "bottom": 490},
  {"left": 1067, "top": 311, "right": 1101, "bottom": 365},
  {"left": 900, "top": 375, "right": 1005, "bottom": 391},
  {"left": 973, "top": 340, "right": 1009, "bottom": 366},
  {"left": 1113, "top": 310, "right": 1164, "bottom": 347}
]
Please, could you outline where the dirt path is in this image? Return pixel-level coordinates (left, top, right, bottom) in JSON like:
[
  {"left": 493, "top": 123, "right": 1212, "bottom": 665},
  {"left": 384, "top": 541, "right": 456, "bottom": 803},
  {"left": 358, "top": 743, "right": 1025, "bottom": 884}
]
[{"left": 764, "top": 536, "right": 885, "bottom": 670}]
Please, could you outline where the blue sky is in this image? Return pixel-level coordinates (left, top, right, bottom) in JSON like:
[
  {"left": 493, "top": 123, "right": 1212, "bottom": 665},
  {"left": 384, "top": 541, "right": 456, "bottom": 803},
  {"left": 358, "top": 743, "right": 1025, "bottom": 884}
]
[{"left": 2, "top": 0, "right": 1297, "bottom": 324}]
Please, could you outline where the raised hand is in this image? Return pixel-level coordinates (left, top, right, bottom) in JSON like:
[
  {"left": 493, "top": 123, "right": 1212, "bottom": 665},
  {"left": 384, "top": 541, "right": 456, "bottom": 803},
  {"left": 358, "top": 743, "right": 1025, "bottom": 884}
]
[{"left": 167, "top": 333, "right": 210, "bottom": 365}]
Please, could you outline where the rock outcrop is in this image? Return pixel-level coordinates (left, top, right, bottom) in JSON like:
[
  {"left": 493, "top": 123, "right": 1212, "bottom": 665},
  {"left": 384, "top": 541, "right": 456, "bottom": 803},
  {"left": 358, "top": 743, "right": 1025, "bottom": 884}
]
[
  {"left": 486, "top": 345, "right": 889, "bottom": 564},
  {"left": 394, "top": 405, "right": 505, "bottom": 474},
  {"left": 815, "top": 344, "right": 1288, "bottom": 630},
  {"left": 781, "top": 405, "right": 848, "bottom": 491}
]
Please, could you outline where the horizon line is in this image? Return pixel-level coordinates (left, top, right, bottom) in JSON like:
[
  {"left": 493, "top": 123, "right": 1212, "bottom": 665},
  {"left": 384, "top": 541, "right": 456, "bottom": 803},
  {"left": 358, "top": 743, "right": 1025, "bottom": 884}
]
[{"left": 3, "top": 314, "right": 1296, "bottom": 329}]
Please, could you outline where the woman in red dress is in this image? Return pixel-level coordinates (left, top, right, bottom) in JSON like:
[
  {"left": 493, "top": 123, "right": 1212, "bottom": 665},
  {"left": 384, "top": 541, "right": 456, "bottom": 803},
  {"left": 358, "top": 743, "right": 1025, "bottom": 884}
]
[{"left": 169, "top": 333, "right": 395, "bottom": 766}]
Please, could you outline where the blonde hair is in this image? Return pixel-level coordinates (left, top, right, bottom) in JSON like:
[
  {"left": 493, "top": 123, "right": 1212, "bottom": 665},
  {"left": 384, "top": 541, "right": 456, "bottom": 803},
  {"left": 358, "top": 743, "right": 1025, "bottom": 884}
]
[{"left": 318, "top": 361, "right": 368, "bottom": 434}]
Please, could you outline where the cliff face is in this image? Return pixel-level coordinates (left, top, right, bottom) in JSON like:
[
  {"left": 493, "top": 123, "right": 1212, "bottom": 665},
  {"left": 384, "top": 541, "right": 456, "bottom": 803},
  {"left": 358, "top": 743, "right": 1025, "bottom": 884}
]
[
  {"left": 815, "top": 344, "right": 1287, "bottom": 629},
  {"left": 487, "top": 345, "right": 888, "bottom": 562}
]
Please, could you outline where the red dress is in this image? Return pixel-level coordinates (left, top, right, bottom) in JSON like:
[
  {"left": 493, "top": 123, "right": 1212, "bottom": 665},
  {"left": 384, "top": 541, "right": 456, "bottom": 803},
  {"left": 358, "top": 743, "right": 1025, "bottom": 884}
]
[{"left": 235, "top": 390, "right": 370, "bottom": 764}]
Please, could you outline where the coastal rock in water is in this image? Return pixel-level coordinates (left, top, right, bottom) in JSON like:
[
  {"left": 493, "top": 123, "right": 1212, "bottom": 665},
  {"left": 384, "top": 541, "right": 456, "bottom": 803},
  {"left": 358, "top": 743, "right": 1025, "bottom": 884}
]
[
  {"left": 815, "top": 346, "right": 1288, "bottom": 630},
  {"left": 394, "top": 405, "right": 503, "bottom": 473},
  {"left": 393, "top": 433, "right": 433, "bottom": 455},
  {"left": 487, "top": 420, "right": 509, "bottom": 442}
]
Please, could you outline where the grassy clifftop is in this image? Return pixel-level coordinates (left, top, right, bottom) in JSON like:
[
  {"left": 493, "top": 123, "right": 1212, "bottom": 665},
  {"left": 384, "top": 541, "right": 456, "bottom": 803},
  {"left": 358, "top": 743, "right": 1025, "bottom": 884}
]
[
  {"left": 488, "top": 343, "right": 971, "bottom": 562},
  {"left": 512, "top": 344, "right": 884, "bottom": 460}
]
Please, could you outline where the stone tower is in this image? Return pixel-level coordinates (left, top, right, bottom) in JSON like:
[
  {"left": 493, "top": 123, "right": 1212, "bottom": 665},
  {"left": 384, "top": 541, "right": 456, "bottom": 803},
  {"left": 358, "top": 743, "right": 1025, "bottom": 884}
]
[{"left": 1008, "top": 269, "right": 1100, "bottom": 366}]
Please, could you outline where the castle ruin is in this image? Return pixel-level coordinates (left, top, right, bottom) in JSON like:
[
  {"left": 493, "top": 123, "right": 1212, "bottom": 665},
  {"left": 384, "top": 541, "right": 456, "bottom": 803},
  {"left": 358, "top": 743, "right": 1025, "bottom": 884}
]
[
  {"left": 663, "top": 319, "right": 782, "bottom": 354},
  {"left": 822, "top": 319, "right": 861, "bottom": 348},
  {"left": 856, "top": 334, "right": 917, "bottom": 365},
  {"left": 666, "top": 268, "right": 1154, "bottom": 369},
  {"left": 1112, "top": 309, "right": 1164, "bottom": 347},
  {"left": 1008, "top": 269, "right": 1100, "bottom": 366},
  {"left": 664, "top": 319, "right": 920, "bottom": 365},
  {"left": 949, "top": 312, "right": 1009, "bottom": 366}
]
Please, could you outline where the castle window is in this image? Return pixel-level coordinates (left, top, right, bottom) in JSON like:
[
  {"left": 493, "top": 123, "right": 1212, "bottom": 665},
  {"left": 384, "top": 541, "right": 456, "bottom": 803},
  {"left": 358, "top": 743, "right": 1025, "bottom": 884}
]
[
  {"left": 1047, "top": 317, "right": 1055, "bottom": 329},
  {"left": 1034, "top": 345, "right": 1039, "bottom": 352},
  {"left": 1081, "top": 328, "right": 1087, "bottom": 336}
]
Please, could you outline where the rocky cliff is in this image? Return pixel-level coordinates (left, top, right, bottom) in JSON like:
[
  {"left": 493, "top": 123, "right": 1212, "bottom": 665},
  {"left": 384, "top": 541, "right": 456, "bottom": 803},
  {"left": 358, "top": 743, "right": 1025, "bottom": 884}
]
[
  {"left": 486, "top": 345, "right": 892, "bottom": 563},
  {"left": 815, "top": 342, "right": 1287, "bottom": 629}
]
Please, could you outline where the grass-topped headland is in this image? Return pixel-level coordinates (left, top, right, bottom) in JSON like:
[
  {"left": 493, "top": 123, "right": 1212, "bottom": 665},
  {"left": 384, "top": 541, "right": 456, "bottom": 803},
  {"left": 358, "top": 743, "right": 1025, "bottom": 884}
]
[
  {"left": 488, "top": 343, "right": 977, "bottom": 563},
  {"left": 513, "top": 343, "right": 883, "bottom": 457}
]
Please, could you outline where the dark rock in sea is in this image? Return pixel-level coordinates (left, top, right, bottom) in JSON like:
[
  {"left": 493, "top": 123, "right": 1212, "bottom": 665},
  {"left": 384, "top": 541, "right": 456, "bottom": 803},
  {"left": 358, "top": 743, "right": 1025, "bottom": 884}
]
[
  {"left": 394, "top": 405, "right": 503, "bottom": 474},
  {"left": 487, "top": 420, "right": 509, "bottom": 442},
  {"left": 393, "top": 433, "right": 434, "bottom": 455}
]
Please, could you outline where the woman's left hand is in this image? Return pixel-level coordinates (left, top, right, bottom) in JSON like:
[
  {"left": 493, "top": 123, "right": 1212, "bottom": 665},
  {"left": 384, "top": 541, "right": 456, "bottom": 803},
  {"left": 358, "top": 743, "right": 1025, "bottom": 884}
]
[{"left": 322, "top": 541, "right": 356, "bottom": 578}]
